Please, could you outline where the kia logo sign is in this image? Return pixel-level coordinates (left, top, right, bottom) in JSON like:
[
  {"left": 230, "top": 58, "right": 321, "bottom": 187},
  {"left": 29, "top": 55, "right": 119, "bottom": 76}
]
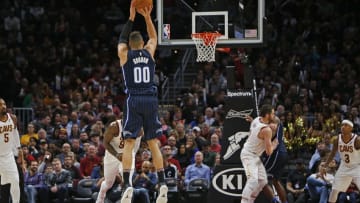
[{"left": 212, "top": 168, "right": 246, "bottom": 197}]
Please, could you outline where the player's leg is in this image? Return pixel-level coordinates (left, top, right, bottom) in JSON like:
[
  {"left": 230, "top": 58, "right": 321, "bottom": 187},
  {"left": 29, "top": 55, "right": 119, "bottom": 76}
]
[
  {"left": 265, "top": 151, "right": 288, "bottom": 203},
  {"left": 328, "top": 174, "right": 352, "bottom": 203},
  {"left": 0, "top": 183, "right": 11, "bottom": 202},
  {"left": 1, "top": 156, "right": 20, "bottom": 203},
  {"left": 273, "top": 179, "right": 287, "bottom": 203},
  {"left": 241, "top": 154, "right": 268, "bottom": 203},
  {"left": 121, "top": 97, "right": 142, "bottom": 203},
  {"left": 143, "top": 97, "right": 167, "bottom": 203},
  {"left": 96, "top": 158, "right": 120, "bottom": 203}
]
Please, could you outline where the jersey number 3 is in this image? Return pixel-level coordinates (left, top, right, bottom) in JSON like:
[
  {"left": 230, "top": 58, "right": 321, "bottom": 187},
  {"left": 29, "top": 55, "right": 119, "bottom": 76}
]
[
  {"left": 344, "top": 154, "right": 350, "bottom": 163},
  {"left": 134, "top": 67, "right": 150, "bottom": 83}
]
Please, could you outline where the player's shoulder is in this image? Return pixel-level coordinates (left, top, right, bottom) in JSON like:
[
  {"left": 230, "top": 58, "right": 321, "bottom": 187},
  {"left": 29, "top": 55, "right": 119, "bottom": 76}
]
[
  {"left": 260, "top": 125, "right": 272, "bottom": 133},
  {"left": 108, "top": 120, "right": 120, "bottom": 135},
  {"left": 9, "top": 114, "right": 17, "bottom": 123}
]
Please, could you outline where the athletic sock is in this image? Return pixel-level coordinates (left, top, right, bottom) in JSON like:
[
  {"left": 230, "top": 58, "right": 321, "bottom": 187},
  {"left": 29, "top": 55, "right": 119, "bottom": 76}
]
[
  {"left": 157, "top": 169, "right": 165, "bottom": 184},
  {"left": 123, "top": 171, "right": 130, "bottom": 186}
]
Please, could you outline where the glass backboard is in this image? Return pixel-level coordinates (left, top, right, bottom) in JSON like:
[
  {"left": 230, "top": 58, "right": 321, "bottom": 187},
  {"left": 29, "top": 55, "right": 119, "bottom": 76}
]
[{"left": 157, "top": 0, "right": 264, "bottom": 47}]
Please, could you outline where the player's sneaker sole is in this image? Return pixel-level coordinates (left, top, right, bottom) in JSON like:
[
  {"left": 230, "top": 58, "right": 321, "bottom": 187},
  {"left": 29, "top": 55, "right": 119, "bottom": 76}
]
[
  {"left": 120, "top": 187, "right": 133, "bottom": 203},
  {"left": 156, "top": 185, "right": 168, "bottom": 203}
]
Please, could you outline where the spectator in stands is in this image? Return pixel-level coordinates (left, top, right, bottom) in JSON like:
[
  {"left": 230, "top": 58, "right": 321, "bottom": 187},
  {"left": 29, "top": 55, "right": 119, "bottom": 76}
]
[
  {"left": 21, "top": 123, "right": 38, "bottom": 146},
  {"left": 210, "top": 133, "right": 221, "bottom": 153},
  {"left": 163, "top": 155, "right": 178, "bottom": 179},
  {"left": 132, "top": 161, "right": 158, "bottom": 203},
  {"left": 306, "top": 161, "right": 334, "bottom": 203},
  {"left": 166, "top": 135, "right": 178, "bottom": 156},
  {"left": 24, "top": 160, "right": 47, "bottom": 203},
  {"left": 38, "top": 139, "right": 48, "bottom": 156},
  {"left": 193, "top": 126, "right": 207, "bottom": 151},
  {"left": 37, "top": 128, "right": 48, "bottom": 141},
  {"left": 142, "top": 149, "right": 152, "bottom": 162},
  {"left": 199, "top": 123, "right": 212, "bottom": 140},
  {"left": 201, "top": 141, "right": 217, "bottom": 168},
  {"left": 89, "top": 130, "right": 105, "bottom": 157},
  {"left": 56, "top": 143, "right": 72, "bottom": 164},
  {"left": 80, "top": 144, "right": 101, "bottom": 178},
  {"left": 286, "top": 159, "right": 309, "bottom": 203},
  {"left": 63, "top": 154, "right": 82, "bottom": 185},
  {"left": 184, "top": 151, "right": 211, "bottom": 186},
  {"left": 43, "top": 158, "right": 72, "bottom": 203},
  {"left": 175, "top": 143, "right": 191, "bottom": 174},
  {"left": 309, "top": 141, "right": 330, "bottom": 173},
  {"left": 70, "top": 138, "right": 85, "bottom": 160},
  {"left": 162, "top": 144, "right": 182, "bottom": 175},
  {"left": 79, "top": 131, "right": 90, "bottom": 145},
  {"left": 68, "top": 123, "right": 81, "bottom": 140},
  {"left": 204, "top": 107, "right": 215, "bottom": 126},
  {"left": 174, "top": 123, "right": 186, "bottom": 146},
  {"left": 22, "top": 144, "right": 36, "bottom": 165},
  {"left": 28, "top": 137, "right": 41, "bottom": 158},
  {"left": 172, "top": 107, "right": 185, "bottom": 127},
  {"left": 38, "top": 151, "right": 54, "bottom": 173},
  {"left": 185, "top": 135, "right": 199, "bottom": 163}
]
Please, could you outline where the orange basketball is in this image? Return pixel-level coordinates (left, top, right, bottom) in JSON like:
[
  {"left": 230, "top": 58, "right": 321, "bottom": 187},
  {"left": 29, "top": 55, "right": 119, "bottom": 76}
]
[{"left": 133, "top": 0, "right": 153, "bottom": 10}]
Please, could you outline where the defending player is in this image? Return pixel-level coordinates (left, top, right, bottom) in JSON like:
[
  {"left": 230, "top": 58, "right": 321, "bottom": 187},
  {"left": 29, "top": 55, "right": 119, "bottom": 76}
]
[
  {"left": 325, "top": 119, "right": 360, "bottom": 203},
  {"left": 0, "top": 98, "right": 21, "bottom": 203},
  {"left": 117, "top": 2, "right": 167, "bottom": 203},
  {"left": 240, "top": 104, "right": 278, "bottom": 203},
  {"left": 95, "top": 119, "right": 142, "bottom": 203}
]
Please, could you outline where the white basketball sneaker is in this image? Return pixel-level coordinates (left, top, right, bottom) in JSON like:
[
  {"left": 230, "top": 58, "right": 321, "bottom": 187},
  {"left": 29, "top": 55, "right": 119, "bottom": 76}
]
[
  {"left": 156, "top": 184, "right": 168, "bottom": 203},
  {"left": 120, "top": 186, "right": 133, "bottom": 203}
]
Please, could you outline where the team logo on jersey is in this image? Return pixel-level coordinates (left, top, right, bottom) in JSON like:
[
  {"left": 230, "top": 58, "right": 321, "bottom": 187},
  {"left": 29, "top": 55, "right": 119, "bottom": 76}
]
[
  {"left": 223, "top": 131, "right": 249, "bottom": 160},
  {"left": 225, "top": 109, "right": 253, "bottom": 119},
  {"left": 212, "top": 168, "right": 246, "bottom": 197}
]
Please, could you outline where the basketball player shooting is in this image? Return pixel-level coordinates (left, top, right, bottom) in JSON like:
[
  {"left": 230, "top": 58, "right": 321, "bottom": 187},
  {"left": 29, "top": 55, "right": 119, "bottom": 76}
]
[
  {"left": 117, "top": 2, "right": 168, "bottom": 203},
  {"left": 325, "top": 119, "right": 360, "bottom": 203},
  {"left": 95, "top": 119, "right": 142, "bottom": 203},
  {"left": 0, "top": 98, "right": 21, "bottom": 203}
]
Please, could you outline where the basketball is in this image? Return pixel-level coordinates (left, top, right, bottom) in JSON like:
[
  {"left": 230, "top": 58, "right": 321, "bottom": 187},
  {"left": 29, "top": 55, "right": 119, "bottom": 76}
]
[{"left": 133, "top": 0, "right": 153, "bottom": 10}]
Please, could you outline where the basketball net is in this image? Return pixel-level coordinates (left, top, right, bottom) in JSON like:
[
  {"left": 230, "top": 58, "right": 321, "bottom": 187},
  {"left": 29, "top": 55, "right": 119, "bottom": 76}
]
[{"left": 191, "top": 32, "right": 222, "bottom": 62}]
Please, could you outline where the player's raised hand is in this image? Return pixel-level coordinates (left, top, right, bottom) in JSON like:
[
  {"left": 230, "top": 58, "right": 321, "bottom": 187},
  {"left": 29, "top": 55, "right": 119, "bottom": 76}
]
[
  {"left": 137, "top": 6, "right": 152, "bottom": 18},
  {"left": 129, "top": 0, "right": 136, "bottom": 21}
]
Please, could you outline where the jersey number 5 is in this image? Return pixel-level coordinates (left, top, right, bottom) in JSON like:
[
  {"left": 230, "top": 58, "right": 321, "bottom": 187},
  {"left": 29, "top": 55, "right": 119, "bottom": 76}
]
[
  {"left": 3, "top": 133, "right": 9, "bottom": 143},
  {"left": 134, "top": 67, "right": 150, "bottom": 83}
]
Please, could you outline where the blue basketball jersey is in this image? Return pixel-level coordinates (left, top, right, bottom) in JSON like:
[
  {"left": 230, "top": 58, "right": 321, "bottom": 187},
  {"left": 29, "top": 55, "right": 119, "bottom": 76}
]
[{"left": 122, "top": 49, "right": 157, "bottom": 95}]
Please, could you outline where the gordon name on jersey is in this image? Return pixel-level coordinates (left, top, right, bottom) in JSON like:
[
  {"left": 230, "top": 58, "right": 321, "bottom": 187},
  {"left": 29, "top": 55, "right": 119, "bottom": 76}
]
[{"left": 133, "top": 56, "right": 149, "bottom": 64}]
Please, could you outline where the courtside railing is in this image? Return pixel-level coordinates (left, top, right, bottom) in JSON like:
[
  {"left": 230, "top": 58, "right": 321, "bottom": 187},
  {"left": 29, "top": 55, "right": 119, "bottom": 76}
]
[{"left": 13, "top": 107, "right": 34, "bottom": 135}]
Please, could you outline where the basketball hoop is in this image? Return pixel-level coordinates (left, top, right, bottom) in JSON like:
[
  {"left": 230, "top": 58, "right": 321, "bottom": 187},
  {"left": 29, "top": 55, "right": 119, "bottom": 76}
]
[{"left": 191, "top": 32, "right": 222, "bottom": 62}]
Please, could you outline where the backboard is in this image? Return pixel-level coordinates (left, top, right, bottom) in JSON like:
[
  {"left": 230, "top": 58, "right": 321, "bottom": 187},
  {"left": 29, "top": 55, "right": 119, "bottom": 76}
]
[{"left": 157, "top": 0, "right": 265, "bottom": 47}]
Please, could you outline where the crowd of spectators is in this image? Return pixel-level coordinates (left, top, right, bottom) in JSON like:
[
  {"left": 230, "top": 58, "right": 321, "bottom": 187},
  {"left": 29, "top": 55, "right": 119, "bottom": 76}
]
[{"left": 1, "top": 0, "right": 360, "bottom": 202}]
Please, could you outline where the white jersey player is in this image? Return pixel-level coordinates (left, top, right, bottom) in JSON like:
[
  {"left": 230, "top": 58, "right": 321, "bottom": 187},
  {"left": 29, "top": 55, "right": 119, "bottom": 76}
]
[
  {"left": 325, "top": 119, "right": 360, "bottom": 203},
  {"left": 240, "top": 104, "right": 278, "bottom": 203},
  {"left": 0, "top": 98, "right": 20, "bottom": 203},
  {"left": 96, "top": 119, "right": 142, "bottom": 203}
]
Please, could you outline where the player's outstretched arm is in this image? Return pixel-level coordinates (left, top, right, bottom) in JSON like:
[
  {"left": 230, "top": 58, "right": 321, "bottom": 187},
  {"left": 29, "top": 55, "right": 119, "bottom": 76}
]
[
  {"left": 118, "top": 0, "right": 136, "bottom": 66},
  {"left": 324, "top": 135, "right": 339, "bottom": 167},
  {"left": 138, "top": 6, "right": 157, "bottom": 57},
  {"left": 103, "top": 121, "right": 122, "bottom": 161}
]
